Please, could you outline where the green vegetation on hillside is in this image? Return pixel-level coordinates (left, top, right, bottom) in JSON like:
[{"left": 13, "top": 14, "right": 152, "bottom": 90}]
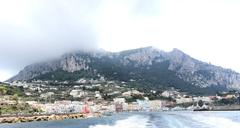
[
  {"left": 0, "top": 84, "right": 24, "bottom": 96},
  {"left": 0, "top": 102, "right": 41, "bottom": 115},
  {"left": 0, "top": 84, "right": 42, "bottom": 115},
  {"left": 34, "top": 69, "right": 97, "bottom": 81}
]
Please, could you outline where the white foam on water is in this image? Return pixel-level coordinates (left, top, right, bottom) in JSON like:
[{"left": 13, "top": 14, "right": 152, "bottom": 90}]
[
  {"left": 161, "top": 114, "right": 191, "bottom": 128},
  {"left": 192, "top": 114, "right": 240, "bottom": 128},
  {"left": 89, "top": 115, "right": 150, "bottom": 128}
]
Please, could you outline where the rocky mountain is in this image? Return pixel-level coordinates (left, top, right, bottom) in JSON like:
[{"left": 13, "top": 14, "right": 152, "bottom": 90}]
[{"left": 8, "top": 46, "right": 240, "bottom": 94}]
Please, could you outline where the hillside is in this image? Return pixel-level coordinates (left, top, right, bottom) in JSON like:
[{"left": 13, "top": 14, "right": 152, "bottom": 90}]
[{"left": 8, "top": 47, "right": 240, "bottom": 94}]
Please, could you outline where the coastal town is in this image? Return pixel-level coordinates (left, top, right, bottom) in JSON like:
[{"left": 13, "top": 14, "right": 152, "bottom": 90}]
[{"left": 1, "top": 77, "right": 240, "bottom": 123}]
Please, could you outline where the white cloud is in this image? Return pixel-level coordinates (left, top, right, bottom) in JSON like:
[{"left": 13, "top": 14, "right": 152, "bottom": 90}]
[{"left": 1, "top": 0, "right": 240, "bottom": 81}]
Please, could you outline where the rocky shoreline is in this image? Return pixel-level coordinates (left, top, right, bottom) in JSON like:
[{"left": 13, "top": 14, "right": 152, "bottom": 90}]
[{"left": 0, "top": 113, "right": 101, "bottom": 124}]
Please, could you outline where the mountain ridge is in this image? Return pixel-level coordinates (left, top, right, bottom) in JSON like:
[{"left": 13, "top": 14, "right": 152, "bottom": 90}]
[{"left": 7, "top": 46, "right": 240, "bottom": 94}]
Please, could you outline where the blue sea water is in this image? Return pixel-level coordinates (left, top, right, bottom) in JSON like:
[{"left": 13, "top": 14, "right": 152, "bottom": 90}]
[{"left": 0, "top": 111, "right": 240, "bottom": 128}]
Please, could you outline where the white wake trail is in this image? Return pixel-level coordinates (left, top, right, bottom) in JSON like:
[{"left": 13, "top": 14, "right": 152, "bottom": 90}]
[
  {"left": 89, "top": 115, "right": 150, "bottom": 128},
  {"left": 192, "top": 114, "right": 240, "bottom": 128}
]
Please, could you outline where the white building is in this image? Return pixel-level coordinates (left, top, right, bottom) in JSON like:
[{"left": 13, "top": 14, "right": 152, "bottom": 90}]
[
  {"left": 193, "top": 96, "right": 213, "bottom": 103},
  {"left": 113, "top": 98, "right": 126, "bottom": 103},
  {"left": 122, "top": 90, "right": 143, "bottom": 97},
  {"left": 176, "top": 97, "right": 193, "bottom": 104},
  {"left": 76, "top": 78, "right": 87, "bottom": 84},
  {"left": 70, "top": 90, "right": 88, "bottom": 98},
  {"left": 149, "top": 100, "right": 162, "bottom": 110},
  {"left": 95, "top": 94, "right": 102, "bottom": 99},
  {"left": 40, "top": 92, "right": 54, "bottom": 98},
  {"left": 161, "top": 90, "right": 180, "bottom": 98}
]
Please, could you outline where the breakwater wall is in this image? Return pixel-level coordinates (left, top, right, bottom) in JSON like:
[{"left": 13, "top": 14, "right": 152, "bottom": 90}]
[{"left": 0, "top": 113, "right": 100, "bottom": 124}]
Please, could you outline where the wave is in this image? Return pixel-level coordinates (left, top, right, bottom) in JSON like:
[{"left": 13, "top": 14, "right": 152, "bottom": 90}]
[
  {"left": 191, "top": 114, "right": 240, "bottom": 128},
  {"left": 89, "top": 112, "right": 240, "bottom": 128},
  {"left": 89, "top": 115, "right": 152, "bottom": 128}
]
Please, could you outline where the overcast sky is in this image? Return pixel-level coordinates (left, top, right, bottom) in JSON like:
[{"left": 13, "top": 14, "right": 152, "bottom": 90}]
[{"left": 1, "top": 0, "right": 240, "bottom": 81}]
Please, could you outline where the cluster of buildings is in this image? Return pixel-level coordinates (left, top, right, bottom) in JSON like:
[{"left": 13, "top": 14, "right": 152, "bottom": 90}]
[
  {"left": 2, "top": 79, "right": 240, "bottom": 115},
  {"left": 25, "top": 98, "right": 170, "bottom": 114},
  {"left": 26, "top": 90, "right": 240, "bottom": 114}
]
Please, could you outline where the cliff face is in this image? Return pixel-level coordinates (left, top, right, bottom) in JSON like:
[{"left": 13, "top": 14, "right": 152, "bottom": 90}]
[
  {"left": 166, "top": 49, "right": 240, "bottom": 90},
  {"left": 8, "top": 47, "right": 240, "bottom": 93},
  {"left": 61, "top": 53, "right": 90, "bottom": 72}
]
